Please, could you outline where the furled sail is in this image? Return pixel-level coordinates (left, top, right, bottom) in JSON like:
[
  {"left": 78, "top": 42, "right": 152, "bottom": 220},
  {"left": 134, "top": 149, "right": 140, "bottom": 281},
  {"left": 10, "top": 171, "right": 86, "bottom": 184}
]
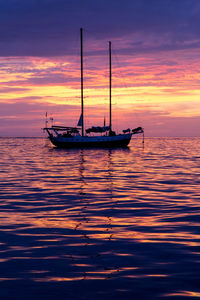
[
  {"left": 123, "top": 128, "right": 131, "bottom": 134},
  {"left": 132, "top": 127, "right": 144, "bottom": 134},
  {"left": 86, "top": 126, "right": 110, "bottom": 134}
]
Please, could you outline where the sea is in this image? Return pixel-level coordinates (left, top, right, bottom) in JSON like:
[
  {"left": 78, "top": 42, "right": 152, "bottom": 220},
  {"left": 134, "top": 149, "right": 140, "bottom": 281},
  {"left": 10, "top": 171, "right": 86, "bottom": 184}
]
[{"left": 0, "top": 137, "right": 200, "bottom": 300}]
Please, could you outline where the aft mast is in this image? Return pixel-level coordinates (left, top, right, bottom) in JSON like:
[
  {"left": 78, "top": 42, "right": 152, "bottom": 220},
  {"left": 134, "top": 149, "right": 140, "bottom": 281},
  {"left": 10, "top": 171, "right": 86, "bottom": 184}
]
[
  {"left": 80, "top": 28, "right": 84, "bottom": 136},
  {"left": 109, "top": 41, "right": 112, "bottom": 132}
]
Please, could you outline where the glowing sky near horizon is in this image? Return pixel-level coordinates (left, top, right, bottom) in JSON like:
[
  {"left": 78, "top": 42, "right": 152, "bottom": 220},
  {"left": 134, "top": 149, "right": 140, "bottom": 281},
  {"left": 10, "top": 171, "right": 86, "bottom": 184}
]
[{"left": 0, "top": 0, "right": 200, "bottom": 136}]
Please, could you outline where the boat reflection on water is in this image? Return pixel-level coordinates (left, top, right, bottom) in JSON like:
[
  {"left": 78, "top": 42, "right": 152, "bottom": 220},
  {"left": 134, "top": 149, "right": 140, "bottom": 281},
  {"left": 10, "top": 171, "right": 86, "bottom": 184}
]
[{"left": 46, "top": 146, "right": 133, "bottom": 278}]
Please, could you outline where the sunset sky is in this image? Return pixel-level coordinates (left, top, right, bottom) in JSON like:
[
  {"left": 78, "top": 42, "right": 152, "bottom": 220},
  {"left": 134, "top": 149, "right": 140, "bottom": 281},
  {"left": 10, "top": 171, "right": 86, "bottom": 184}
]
[{"left": 0, "top": 0, "right": 200, "bottom": 137}]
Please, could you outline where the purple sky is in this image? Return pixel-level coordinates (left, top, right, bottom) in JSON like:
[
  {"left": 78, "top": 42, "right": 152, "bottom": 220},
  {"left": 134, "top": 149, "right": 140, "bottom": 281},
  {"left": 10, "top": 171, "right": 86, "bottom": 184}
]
[{"left": 1, "top": 0, "right": 200, "bottom": 56}]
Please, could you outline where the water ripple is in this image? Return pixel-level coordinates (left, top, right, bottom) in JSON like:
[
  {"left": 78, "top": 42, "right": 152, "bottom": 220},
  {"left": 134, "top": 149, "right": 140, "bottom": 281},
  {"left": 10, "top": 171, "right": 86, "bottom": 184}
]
[{"left": 0, "top": 137, "right": 200, "bottom": 299}]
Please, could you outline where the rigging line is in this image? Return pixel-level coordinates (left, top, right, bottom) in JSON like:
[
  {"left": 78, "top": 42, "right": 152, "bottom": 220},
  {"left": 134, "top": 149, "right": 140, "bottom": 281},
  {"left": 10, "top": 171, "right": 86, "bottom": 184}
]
[
  {"left": 112, "top": 47, "right": 129, "bottom": 90},
  {"left": 112, "top": 46, "right": 143, "bottom": 126},
  {"left": 79, "top": 29, "right": 109, "bottom": 128},
  {"left": 62, "top": 29, "right": 80, "bottom": 126}
]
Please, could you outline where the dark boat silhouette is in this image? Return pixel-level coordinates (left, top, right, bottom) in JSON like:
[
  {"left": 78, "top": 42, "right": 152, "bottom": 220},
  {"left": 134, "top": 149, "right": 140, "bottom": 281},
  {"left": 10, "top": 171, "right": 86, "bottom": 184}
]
[{"left": 44, "top": 29, "right": 143, "bottom": 148}]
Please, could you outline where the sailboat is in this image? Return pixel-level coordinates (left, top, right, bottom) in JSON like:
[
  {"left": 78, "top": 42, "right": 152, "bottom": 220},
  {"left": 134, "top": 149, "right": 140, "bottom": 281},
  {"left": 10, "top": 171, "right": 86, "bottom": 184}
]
[{"left": 44, "top": 28, "right": 143, "bottom": 148}]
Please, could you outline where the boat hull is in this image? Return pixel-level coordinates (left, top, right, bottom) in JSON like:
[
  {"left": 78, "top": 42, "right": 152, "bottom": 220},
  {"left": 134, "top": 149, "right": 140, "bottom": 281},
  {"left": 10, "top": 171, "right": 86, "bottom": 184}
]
[{"left": 49, "top": 134, "right": 132, "bottom": 148}]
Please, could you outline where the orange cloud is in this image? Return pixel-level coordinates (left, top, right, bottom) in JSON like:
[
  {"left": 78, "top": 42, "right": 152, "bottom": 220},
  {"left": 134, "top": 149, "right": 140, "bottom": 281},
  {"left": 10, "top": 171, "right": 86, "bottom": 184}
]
[{"left": 1, "top": 47, "right": 200, "bottom": 137}]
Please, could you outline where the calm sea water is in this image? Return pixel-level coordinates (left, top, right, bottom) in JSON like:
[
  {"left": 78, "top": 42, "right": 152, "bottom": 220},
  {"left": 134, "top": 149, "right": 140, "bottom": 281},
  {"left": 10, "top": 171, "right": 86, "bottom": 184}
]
[{"left": 0, "top": 137, "right": 200, "bottom": 300}]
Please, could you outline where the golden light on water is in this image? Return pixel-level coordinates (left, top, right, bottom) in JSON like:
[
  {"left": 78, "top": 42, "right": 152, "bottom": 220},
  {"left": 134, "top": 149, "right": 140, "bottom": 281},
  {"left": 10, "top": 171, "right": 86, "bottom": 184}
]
[
  {"left": 0, "top": 137, "right": 200, "bottom": 297},
  {"left": 163, "top": 291, "right": 200, "bottom": 298}
]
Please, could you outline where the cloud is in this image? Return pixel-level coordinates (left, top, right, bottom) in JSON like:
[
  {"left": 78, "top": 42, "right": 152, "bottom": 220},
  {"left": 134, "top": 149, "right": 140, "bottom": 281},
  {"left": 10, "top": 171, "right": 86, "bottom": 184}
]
[
  {"left": 0, "top": 100, "right": 78, "bottom": 117},
  {"left": 121, "top": 107, "right": 200, "bottom": 137},
  {"left": 5, "top": 74, "right": 80, "bottom": 86},
  {"left": 0, "top": 0, "right": 200, "bottom": 57},
  {"left": 0, "top": 99, "right": 81, "bottom": 136},
  {"left": 0, "top": 87, "right": 31, "bottom": 93}
]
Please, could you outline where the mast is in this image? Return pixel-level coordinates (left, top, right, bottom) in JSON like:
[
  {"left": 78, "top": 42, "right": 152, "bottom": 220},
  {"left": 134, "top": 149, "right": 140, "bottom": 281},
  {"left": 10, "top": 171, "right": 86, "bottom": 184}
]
[
  {"left": 109, "top": 41, "right": 112, "bottom": 131},
  {"left": 80, "top": 28, "right": 84, "bottom": 136}
]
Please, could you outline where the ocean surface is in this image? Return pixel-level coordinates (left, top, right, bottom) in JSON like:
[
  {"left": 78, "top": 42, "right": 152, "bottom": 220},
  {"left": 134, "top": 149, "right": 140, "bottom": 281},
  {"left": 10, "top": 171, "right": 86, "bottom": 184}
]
[{"left": 0, "top": 137, "right": 200, "bottom": 300}]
